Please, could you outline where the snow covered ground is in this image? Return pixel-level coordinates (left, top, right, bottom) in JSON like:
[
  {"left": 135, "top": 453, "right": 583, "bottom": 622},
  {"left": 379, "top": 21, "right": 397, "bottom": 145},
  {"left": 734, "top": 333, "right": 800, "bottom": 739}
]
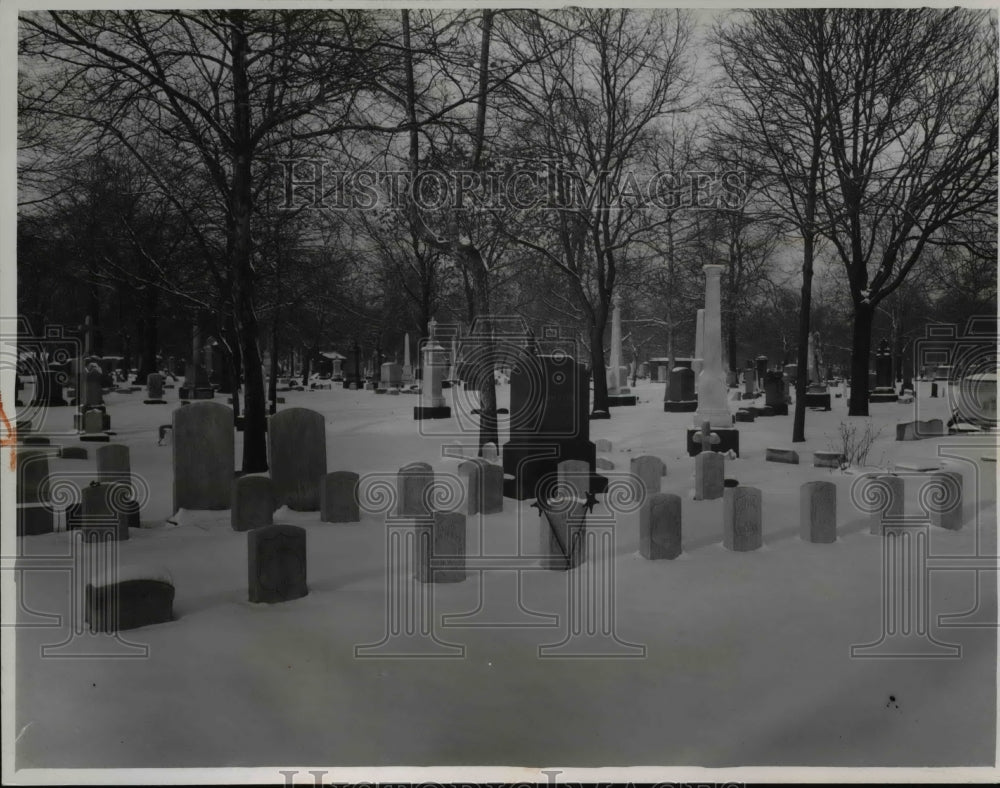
[{"left": 7, "top": 378, "right": 998, "bottom": 775}]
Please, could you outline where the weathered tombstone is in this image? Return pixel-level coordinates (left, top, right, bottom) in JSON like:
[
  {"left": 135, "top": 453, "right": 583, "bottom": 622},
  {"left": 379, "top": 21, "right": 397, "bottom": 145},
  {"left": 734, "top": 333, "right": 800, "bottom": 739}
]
[
  {"left": 380, "top": 362, "right": 403, "bottom": 388},
  {"left": 596, "top": 457, "right": 615, "bottom": 470},
  {"left": 268, "top": 407, "right": 327, "bottom": 511},
  {"left": 595, "top": 438, "right": 613, "bottom": 452},
  {"left": 765, "top": 447, "right": 800, "bottom": 464},
  {"left": 480, "top": 461, "right": 504, "bottom": 515},
  {"left": 320, "top": 471, "right": 361, "bottom": 523},
  {"left": 16, "top": 449, "right": 53, "bottom": 535},
  {"left": 247, "top": 524, "right": 308, "bottom": 603},
  {"left": 868, "top": 474, "right": 904, "bottom": 535},
  {"left": 540, "top": 459, "right": 589, "bottom": 570},
  {"left": 172, "top": 401, "right": 234, "bottom": 512},
  {"left": 813, "top": 451, "right": 844, "bottom": 469},
  {"left": 630, "top": 455, "right": 665, "bottom": 499},
  {"left": 78, "top": 482, "right": 130, "bottom": 541},
  {"left": 83, "top": 364, "right": 104, "bottom": 408},
  {"left": 457, "top": 460, "right": 482, "bottom": 515},
  {"left": 396, "top": 462, "right": 434, "bottom": 517},
  {"left": 231, "top": 475, "right": 275, "bottom": 531},
  {"left": 928, "top": 470, "right": 963, "bottom": 531},
  {"left": 694, "top": 451, "right": 724, "bottom": 501},
  {"left": 145, "top": 372, "right": 166, "bottom": 404},
  {"left": 85, "top": 565, "right": 175, "bottom": 632},
  {"left": 639, "top": 493, "right": 682, "bottom": 559},
  {"left": 723, "top": 485, "right": 762, "bottom": 551},
  {"left": 800, "top": 481, "right": 837, "bottom": 543},
  {"left": 60, "top": 446, "right": 88, "bottom": 460},
  {"left": 414, "top": 511, "right": 467, "bottom": 583},
  {"left": 481, "top": 442, "right": 499, "bottom": 461},
  {"left": 96, "top": 443, "right": 132, "bottom": 492}
]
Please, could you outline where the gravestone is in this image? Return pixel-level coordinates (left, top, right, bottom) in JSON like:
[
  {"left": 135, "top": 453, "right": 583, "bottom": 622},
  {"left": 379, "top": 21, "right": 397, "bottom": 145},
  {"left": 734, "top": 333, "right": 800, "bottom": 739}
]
[
  {"left": 763, "top": 371, "right": 788, "bottom": 415},
  {"left": 480, "top": 461, "right": 504, "bottom": 515},
  {"left": 96, "top": 443, "right": 132, "bottom": 492},
  {"left": 663, "top": 366, "right": 697, "bottom": 412},
  {"left": 765, "top": 447, "right": 799, "bottom": 464},
  {"left": 145, "top": 372, "right": 166, "bottom": 404},
  {"left": 630, "top": 455, "right": 665, "bottom": 500},
  {"left": 868, "top": 474, "right": 904, "bottom": 535},
  {"left": 320, "top": 471, "right": 361, "bottom": 523},
  {"left": 800, "top": 481, "right": 837, "bottom": 543},
  {"left": 413, "top": 319, "right": 451, "bottom": 419},
  {"left": 458, "top": 460, "right": 482, "bottom": 515},
  {"left": 502, "top": 352, "right": 602, "bottom": 499},
  {"left": 268, "top": 408, "right": 327, "bottom": 510},
  {"left": 414, "top": 511, "right": 467, "bottom": 583},
  {"left": 723, "top": 485, "right": 762, "bottom": 551},
  {"left": 247, "top": 524, "right": 308, "bottom": 603},
  {"left": 85, "top": 565, "right": 174, "bottom": 632},
  {"left": 172, "top": 401, "right": 233, "bottom": 512},
  {"left": 231, "top": 475, "right": 275, "bottom": 531},
  {"left": 380, "top": 362, "right": 403, "bottom": 388},
  {"left": 694, "top": 451, "right": 724, "bottom": 501},
  {"left": 60, "top": 446, "right": 88, "bottom": 460},
  {"left": 77, "top": 482, "right": 130, "bottom": 541},
  {"left": 16, "top": 449, "right": 53, "bottom": 535},
  {"left": 481, "top": 442, "right": 499, "bottom": 461},
  {"left": 639, "top": 493, "right": 682, "bottom": 560},
  {"left": 813, "top": 451, "right": 844, "bottom": 469},
  {"left": 595, "top": 438, "right": 613, "bottom": 452},
  {"left": 928, "top": 470, "right": 963, "bottom": 531},
  {"left": 869, "top": 339, "right": 899, "bottom": 403},
  {"left": 539, "top": 459, "right": 589, "bottom": 570},
  {"left": 396, "top": 462, "right": 434, "bottom": 517}
]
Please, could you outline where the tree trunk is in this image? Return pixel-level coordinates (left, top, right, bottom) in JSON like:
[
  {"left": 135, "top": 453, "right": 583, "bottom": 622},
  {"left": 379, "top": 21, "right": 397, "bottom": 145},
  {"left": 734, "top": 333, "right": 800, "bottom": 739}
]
[
  {"left": 268, "top": 318, "right": 278, "bottom": 415},
  {"left": 848, "top": 303, "right": 874, "bottom": 416},
  {"left": 137, "top": 289, "right": 158, "bottom": 378},
  {"left": 590, "top": 317, "right": 609, "bottom": 413},
  {"left": 231, "top": 14, "right": 267, "bottom": 472},
  {"left": 792, "top": 231, "right": 815, "bottom": 443}
]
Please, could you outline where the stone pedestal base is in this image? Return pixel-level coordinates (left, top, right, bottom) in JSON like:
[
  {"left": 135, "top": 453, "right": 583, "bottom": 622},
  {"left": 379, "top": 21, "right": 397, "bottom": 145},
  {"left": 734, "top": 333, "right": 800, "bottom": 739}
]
[
  {"left": 589, "top": 410, "right": 611, "bottom": 420},
  {"left": 143, "top": 399, "right": 167, "bottom": 405},
  {"left": 179, "top": 387, "right": 215, "bottom": 400},
  {"left": 80, "top": 433, "right": 112, "bottom": 442},
  {"left": 804, "top": 391, "right": 832, "bottom": 410},
  {"left": 764, "top": 403, "right": 789, "bottom": 415},
  {"left": 501, "top": 438, "right": 606, "bottom": 500},
  {"left": 607, "top": 394, "right": 637, "bottom": 407},
  {"left": 869, "top": 388, "right": 899, "bottom": 403},
  {"left": 686, "top": 427, "right": 740, "bottom": 457},
  {"left": 663, "top": 399, "right": 697, "bottom": 413},
  {"left": 413, "top": 405, "right": 451, "bottom": 420}
]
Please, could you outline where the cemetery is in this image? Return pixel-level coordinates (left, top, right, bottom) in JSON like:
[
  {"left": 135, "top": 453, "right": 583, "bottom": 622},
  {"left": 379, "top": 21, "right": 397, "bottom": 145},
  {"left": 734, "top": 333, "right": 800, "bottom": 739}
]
[{"left": 4, "top": 4, "right": 998, "bottom": 782}]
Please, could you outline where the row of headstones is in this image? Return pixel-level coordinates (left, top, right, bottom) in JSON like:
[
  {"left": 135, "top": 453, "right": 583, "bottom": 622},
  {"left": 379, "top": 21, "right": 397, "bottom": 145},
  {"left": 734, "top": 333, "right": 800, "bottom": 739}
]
[
  {"left": 640, "top": 471, "right": 965, "bottom": 559},
  {"left": 16, "top": 443, "right": 137, "bottom": 536}
]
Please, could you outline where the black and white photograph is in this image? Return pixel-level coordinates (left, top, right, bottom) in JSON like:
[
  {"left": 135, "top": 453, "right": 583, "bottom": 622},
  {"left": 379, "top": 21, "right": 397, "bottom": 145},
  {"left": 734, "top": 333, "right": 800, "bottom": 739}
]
[{"left": 2, "top": 1, "right": 998, "bottom": 784}]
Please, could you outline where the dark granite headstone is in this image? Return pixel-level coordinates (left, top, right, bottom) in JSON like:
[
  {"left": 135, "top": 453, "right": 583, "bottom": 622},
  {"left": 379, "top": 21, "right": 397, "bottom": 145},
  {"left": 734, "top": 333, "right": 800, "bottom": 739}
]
[
  {"left": 247, "top": 524, "right": 308, "bottom": 603},
  {"left": 231, "top": 475, "right": 275, "bottom": 531},
  {"left": 320, "top": 471, "right": 360, "bottom": 523},
  {"left": 85, "top": 566, "right": 175, "bottom": 632}
]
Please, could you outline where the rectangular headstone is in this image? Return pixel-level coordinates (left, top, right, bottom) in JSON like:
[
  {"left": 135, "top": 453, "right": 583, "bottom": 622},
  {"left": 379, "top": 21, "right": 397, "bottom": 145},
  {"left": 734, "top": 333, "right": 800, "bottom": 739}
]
[
  {"left": 396, "top": 462, "right": 434, "bottom": 517},
  {"left": 723, "top": 485, "right": 762, "bottom": 551},
  {"left": 173, "top": 401, "right": 234, "bottom": 512},
  {"left": 415, "top": 511, "right": 467, "bottom": 583},
  {"left": 320, "top": 471, "right": 360, "bottom": 523},
  {"left": 800, "top": 481, "right": 837, "bottom": 543},
  {"left": 694, "top": 451, "right": 724, "bottom": 501},
  {"left": 639, "top": 493, "right": 682, "bottom": 559},
  {"left": 813, "top": 451, "right": 843, "bottom": 469},
  {"left": 231, "top": 475, "right": 275, "bottom": 531},
  {"left": 765, "top": 447, "right": 799, "bottom": 464},
  {"left": 86, "top": 566, "right": 175, "bottom": 632},
  {"left": 630, "top": 455, "right": 665, "bottom": 500},
  {"left": 479, "top": 461, "right": 504, "bottom": 515},
  {"left": 457, "top": 460, "right": 482, "bottom": 515},
  {"left": 247, "top": 525, "right": 308, "bottom": 603},
  {"left": 268, "top": 407, "right": 327, "bottom": 511},
  {"left": 96, "top": 443, "right": 131, "bottom": 492},
  {"left": 928, "top": 471, "right": 963, "bottom": 530},
  {"left": 541, "top": 459, "right": 589, "bottom": 570}
]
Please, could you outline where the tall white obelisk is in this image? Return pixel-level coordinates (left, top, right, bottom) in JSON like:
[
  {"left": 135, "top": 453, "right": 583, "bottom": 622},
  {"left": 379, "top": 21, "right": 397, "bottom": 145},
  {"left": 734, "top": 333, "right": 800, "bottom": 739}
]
[{"left": 694, "top": 265, "right": 732, "bottom": 428}]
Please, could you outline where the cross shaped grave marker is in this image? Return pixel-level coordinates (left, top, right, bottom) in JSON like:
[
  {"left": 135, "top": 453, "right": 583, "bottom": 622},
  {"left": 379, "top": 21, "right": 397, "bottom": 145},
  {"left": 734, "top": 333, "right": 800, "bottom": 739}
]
[{"left": 693, "top": 420, "right": 720, "bottom": 453}]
